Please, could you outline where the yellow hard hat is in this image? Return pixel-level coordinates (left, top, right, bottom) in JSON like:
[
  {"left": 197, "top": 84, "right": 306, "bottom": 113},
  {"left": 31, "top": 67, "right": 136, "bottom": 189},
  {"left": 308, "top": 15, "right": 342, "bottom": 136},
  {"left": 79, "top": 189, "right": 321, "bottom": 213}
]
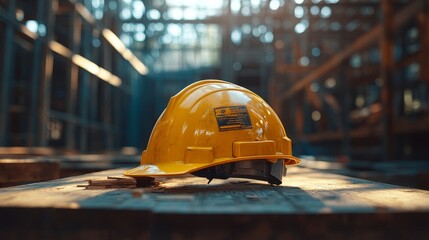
[{"left": 124, "top": 80, "right": 300, "bottom": 185}]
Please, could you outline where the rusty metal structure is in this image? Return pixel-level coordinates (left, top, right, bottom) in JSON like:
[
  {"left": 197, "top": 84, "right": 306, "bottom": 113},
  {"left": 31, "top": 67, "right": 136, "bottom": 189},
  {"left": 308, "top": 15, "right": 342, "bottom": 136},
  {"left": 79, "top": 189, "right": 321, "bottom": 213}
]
[
  {"left": 2, "top": 2, "right": 429, "bottom": 238},
  {"left": 1, "top": 0, "right": 428, "bottom": 162}
]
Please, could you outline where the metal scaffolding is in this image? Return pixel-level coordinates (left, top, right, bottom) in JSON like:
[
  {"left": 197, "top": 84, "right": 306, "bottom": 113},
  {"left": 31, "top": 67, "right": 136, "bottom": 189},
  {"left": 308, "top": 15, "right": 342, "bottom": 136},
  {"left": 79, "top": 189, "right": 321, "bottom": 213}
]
[
  {"left": 1, "top": 0, "right": 428, "bottom": 160},
  {"left": 0, "top": 0, "right": 145, "bottom": 153}
]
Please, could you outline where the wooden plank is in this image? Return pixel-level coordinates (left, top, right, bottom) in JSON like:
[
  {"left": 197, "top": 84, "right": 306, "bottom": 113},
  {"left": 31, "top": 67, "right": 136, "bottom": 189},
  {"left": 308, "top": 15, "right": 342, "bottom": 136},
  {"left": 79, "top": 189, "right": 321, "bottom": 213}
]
[
  {"left": 0, "top": 168, "right": 428, "bottom": 239},
  {"left": 0, "top": 154, "right": 139, "bottom": 180},
  {"left": 0, "top": 159, "right": 60, "bottom": 187},
  {"left": 0, "top": 167, "right": 428, "bottom": 212},
  {"left": 0, "top": 147, "right": 58, "bottom": 156}
]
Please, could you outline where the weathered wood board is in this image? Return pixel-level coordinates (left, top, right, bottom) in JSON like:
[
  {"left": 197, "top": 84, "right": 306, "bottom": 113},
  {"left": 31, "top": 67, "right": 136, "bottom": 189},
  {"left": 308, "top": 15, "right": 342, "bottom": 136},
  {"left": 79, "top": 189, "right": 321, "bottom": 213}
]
[
  {"left": 1, "top": 167, "right": 429, "bottom": 239},
  {"left": 0, "top": 159, "right": 60, "bottom": 187}
]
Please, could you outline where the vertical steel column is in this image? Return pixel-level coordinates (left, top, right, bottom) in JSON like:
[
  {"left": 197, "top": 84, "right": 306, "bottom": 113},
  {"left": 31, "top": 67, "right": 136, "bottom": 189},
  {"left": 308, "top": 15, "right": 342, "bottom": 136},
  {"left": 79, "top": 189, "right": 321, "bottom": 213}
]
[
  {"left": 268, "top": 78, "right": 280, "bottom": 114},
  {"left": 292, "top": 39, "right": 304, "bottom": 142},
  {"left": 0, "top": 0, "right": 16, "bottom": 146},
  {"left": 268, "top": 31, "right": 284, "bottom": 115},
  {"left": 221, "top": 0, "right": 233, "bottom": 82},
  {"left": 65, "top": 10, "right": 81, "bottom": 150},
  {"left": 103, "top": 80, "right": 113, "bottom": 150},
  {"left": 88, "top": 70, "right": 98, "bottom": 122},
  {"left": 39, "top": 0, "right": 55, "bottom": 146},
  {"left": 259, "top": 63, "right": 268, "bottom": 100},
  {"left": 28, "top": 0, "right": 46, "bottom": 146},
  {"left": 127, "top": 74, "right": 139, "bottom": 147},
  {"left": 88, "top": 67, "right": 98, "bottom": 148},
  {"left": 112, "top": 82, "right": 120, "bottom": 150},
  {"left": 419, "top": 0, "right": 429, "bottom": 84},
  {"left": 88, "top": 0, "right": 99, "bottom": 131},
  {"left": 295, "top": 92, "right": 305, "bottom": 139},
  {"left": 380, "top": 0, "right": 395, "bottom": 161},
  {"left": 102, "top": 8, "right": 114, "bottom": 151},
  {"left": 339, "top": 62, "right": 351, "bottom": 157},
  {"left": 79, "top": 23, "right": 91, "bottom": 152}
]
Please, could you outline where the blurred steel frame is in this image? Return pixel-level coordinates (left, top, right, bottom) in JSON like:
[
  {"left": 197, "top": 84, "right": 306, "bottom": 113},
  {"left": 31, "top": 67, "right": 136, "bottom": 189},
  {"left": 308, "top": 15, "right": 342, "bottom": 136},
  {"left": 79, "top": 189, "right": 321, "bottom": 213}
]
[
  {"left": 0, "top": 0, "right": 140, "bottom": 152},
  {"left": 0, "top": 1, "right": 16, "bottom": 146}
]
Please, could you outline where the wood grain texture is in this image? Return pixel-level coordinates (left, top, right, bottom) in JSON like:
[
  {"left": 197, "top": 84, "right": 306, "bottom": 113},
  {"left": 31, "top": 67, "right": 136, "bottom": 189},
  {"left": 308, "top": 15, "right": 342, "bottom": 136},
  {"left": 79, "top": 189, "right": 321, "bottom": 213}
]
[
  {"left": 0, "top": 167, "right": 428, "bottom": 239},
  {"left": 0, "top": 159, "right": 60, "bottom": 187},
  {"left": 0, "top": 167, "right": 429, "bottom": 212}
]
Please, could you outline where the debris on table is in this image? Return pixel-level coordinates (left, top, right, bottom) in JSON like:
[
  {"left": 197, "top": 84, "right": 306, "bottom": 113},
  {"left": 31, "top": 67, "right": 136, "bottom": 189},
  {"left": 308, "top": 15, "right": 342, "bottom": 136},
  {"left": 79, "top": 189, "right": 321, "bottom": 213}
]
[{"left": 77, "top": 176, "right": 158, "bottom": 189}]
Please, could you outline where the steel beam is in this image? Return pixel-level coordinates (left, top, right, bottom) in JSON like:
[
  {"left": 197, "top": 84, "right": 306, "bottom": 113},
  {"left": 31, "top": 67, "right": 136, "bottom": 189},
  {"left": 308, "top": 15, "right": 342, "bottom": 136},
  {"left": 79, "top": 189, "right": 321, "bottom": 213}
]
[
  {"left": 0, "top": 1, "right": 16, "bottom": 146},
  {"left": 339, "top": 62, "right": 351, "bottom": 156},
  {"left": 419, "top": 0, "right": 429, "bottom": 84},
  {"left": 28, "top": 0, "right": 46, "bottom": 146},
  {"left": 380, "top": 0, "right": 395, "bottom": 161},
  {"left": 280, "top": 0, "right": 423, "bottom": 101},
  {"left": 65, "top": 10, "right": 81, "bottom": 151},
  {"left": 78, "top": 24, "right": 91, "bottom": 152},
  {"left": 39, "top": 0, "right": 55, "bottom": 146}
]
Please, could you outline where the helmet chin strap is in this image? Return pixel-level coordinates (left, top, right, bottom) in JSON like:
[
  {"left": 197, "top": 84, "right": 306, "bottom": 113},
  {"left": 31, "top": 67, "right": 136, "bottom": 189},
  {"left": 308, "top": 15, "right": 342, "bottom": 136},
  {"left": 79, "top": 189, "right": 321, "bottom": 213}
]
[{"left": 191, "top": 159, "right": 286, "bottom": 185}]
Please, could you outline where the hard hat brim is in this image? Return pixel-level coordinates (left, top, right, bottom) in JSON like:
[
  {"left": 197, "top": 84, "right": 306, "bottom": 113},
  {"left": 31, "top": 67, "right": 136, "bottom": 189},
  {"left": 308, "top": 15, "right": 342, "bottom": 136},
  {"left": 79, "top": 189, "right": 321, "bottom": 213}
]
[{"left": 124, "top": 155, "right": 300, "bottom": 177}]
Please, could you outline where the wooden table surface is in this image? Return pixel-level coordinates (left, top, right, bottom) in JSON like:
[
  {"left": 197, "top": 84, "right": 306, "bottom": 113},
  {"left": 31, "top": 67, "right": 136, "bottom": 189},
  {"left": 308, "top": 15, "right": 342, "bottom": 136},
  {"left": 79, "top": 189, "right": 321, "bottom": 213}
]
[{"left": 1, "top": 167, "right": 429, "bottom": 239}]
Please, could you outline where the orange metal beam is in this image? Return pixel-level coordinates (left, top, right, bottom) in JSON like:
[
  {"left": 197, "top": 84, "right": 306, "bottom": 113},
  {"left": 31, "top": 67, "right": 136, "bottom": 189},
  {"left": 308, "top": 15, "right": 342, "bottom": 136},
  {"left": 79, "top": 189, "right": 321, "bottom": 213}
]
[{"left": 280, "top": 0, "right": 423, "bottom": 101}]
